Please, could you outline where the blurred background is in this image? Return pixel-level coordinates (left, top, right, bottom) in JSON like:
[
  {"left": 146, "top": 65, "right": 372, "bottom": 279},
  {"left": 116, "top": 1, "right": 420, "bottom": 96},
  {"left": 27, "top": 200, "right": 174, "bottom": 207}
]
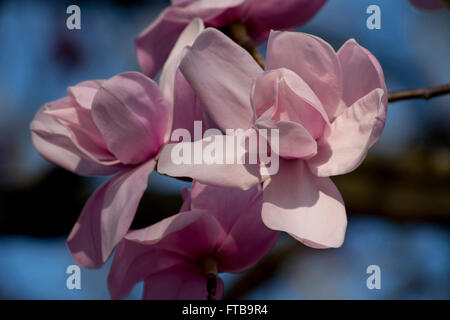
[{"left": 0, "top": 0, "right": 449, "bottom": 299}]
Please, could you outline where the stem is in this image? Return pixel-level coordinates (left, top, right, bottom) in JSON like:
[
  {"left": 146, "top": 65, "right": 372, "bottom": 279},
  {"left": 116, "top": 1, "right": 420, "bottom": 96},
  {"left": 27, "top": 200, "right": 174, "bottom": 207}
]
[
  {"left": 202, "top": 256, "right": 218, "bottom": 300},
  {"left": 388, "top": 83, "right": 450, "bottom": 103},
  {"left": 228, "top": 22, "right": 265, "bottom": 69}
]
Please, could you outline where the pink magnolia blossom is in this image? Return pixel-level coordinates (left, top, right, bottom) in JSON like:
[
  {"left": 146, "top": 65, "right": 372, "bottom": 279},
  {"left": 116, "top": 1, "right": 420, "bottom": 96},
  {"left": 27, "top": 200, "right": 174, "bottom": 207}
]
[
  {"left": 30, "top": 72, "right": 169, "bottom": 268},
  {"left": 29, "top": 20, "right": 206, "bottom": 269},
  {"left": 107, "top": 182, "right": 278, "bottom": 300},
  {"left": 136, "top": 0, "right": 327, "bottom": 77},
  {"left": 409, "top": 0, "right": 446, "bottom": 10},
  {"left": 158, "top": 28, "right": 388, "bottom": 248}
]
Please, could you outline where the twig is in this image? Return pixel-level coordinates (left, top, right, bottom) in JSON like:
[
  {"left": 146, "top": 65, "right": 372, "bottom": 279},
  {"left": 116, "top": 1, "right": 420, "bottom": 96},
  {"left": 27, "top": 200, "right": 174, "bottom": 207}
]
[
  {"left": 206, "top": 274, "right": 217, "bottom": 301},
  {"left": 202, "top": 257, "right": 218, "bottom": 300},
  {"left": 227, "top": 22, "right": 265, "bottom": 69},
  {"left": 388, "top": 83, "right": 450, "bottom": 102}
]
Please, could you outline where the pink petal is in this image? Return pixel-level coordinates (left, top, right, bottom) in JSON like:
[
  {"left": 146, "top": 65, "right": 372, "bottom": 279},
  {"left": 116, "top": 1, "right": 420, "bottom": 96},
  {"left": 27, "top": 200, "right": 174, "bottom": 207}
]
[
  {"left": 108, "top": 242, "right": 185, "bottom": 300},
  {"left": 245, "top": 0, "right": 327, "bottom": 43},
  {"left": 91, "top": 72, "right": 170, "bottom": 165},
  {"left": 135, "top": 8, "right": 189, "bottom": 77},
  {"left": 108, "top": 210, "right": 210, "bottom": 300},
  {"left": 262, "top": 159, "right": 347, "bottom": 248},
  {"left": 67, "top": 159, "right": 156, "bottom": 268},
  {"left": 172, "top": 70, "right": 214, "bottom": 134},
  {"left": 67, "top": 80, "right": 104, "bottom": 110},
  {"left": 155, "top": 213, "right": 224, "bottom": 261},
  {"left": 409, "top": 0, "right": 446, "bottom": 10},
  {"left": 157, "top": 135, "right": 262, "bottom": 190},
  {"left": 266, "top": 31, "right": 343, "bottom": 120},
  {"left": 180, "top": 28, "right": 262, "bottom": 132},
  {"left": 337, "top": 39, "right": 387, "bottom": 146},
  {"left": 30, "top": 103, "right": 122, "bottom": 176},
  {"left": 124, "top": 210, "right": 210, "bottom": 245},
  {"left": 252, "top": 68, "right": 329, "bottom": 139},
  {"left": 307, "top": 89, "right": 385, "bottom": 177},
  {"left": 255, "top": 119, "right": 317, "bottom": 160},
  {"left": 136, "top": 1, "right": 244, "bottom": 77},
  {"left": 158, "top": 19, "right": 213, "bottom": 136},
  {"left": 159, "top": 18, "right": 204, "bottom": 109},
  {"left": 186, "top": 182, "right": 279, "bottom": 272},
  {"left": 143, "top": 264, "right": 224, "bottom": 300},
  {"left": 125, "top": 209, "right": 224, "bottom": 262}
]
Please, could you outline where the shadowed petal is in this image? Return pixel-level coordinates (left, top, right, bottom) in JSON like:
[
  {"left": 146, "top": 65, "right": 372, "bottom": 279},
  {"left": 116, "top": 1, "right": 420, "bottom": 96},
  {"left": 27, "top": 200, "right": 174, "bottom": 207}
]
[
  {"left": 143, "top": 265, "right": 224, "bottom": 300},
  {"left": 67, "top": 159, "right": 156, "bottom": 268},
  {"left": 245, "top": 0, "right": 327, "bottom": 43}
]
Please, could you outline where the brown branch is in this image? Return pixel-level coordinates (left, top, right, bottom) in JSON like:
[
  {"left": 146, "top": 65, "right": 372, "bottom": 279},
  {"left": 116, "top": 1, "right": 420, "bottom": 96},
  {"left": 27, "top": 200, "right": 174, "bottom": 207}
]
[
  {"left": 388, "top": 83, "right": 450, "bottom": 102},
  {"left": 202, "top": 257, "right": 218, "bottom": 300},
  {"left": 206, "top": 274, "right": 217, "bottom": 300},
  {"left": 227, "top": 22, "right": 265, "bottom": 69}
]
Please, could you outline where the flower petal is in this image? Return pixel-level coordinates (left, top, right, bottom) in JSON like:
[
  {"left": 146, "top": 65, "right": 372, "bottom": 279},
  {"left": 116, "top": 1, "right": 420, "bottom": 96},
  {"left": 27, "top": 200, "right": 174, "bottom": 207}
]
[
  {"left": 108, "top": 210, "right": 210, "bottom": 299},
  {"left": 124, "top": 209, "right": 210, "bottom": 245},
  {"left": 160, "top": 18, "right": 204, "bottom": 109},
  {"left": 142, "top": 264, "right": 224, "bottom": 300},
  {"left": 262, "top": 159, "right": 347, "bottom": 248},
  {"left": 337, "top": 39, "right": 387, "bottom": 146},
  {"left": 67, "top": 159, "right": 156, "bottom": 268},
  {"left": 136, "top": 1, "right": 244, "bottom": 76},
  {"left": 307, "top": 88, "right": 385, "bottom": 177},
  {"left": 180, "top": 28, "right": 262, "bottom": 132},
  {"left": 252, "top": 68, "right": 329, "bottom": 139},
  {"left": 157, "top": 135, "right": 262, "bottom": 190},
  {"left": 135, "top": 8, "right": 189, "bottom": 77},
  {"left": 92, "top": 72, "right": 170, "bottom": 165},
  {"left": 246, "top": 0, "right": 327, "bottom": 43},
  {"left": 409, "top": 0, "right": 445, "bottom": 10},
  {"left": 266, "top": 31, "right": 343, "bottom": 120},
  {"left": 30, "top": 103, "right": 122, "bottom": 176},
  {"left": 67, "top": 80, "right": 104, "bottom": 110},
  {"left": 255, "top": 119, "right": 317, "bottom": 160},
  {"left": 186, "top": 182, "right": 279, "bottom": 272}
]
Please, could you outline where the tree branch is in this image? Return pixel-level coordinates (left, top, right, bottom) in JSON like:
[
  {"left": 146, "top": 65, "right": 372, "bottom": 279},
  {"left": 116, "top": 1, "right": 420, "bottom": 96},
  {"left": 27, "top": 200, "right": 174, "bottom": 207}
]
[
  {"left": 202, "top": 257, "right": 218, "bottom": 300},
  {"left": 388, "top": 83, "right": 450, "bottom": 102}
]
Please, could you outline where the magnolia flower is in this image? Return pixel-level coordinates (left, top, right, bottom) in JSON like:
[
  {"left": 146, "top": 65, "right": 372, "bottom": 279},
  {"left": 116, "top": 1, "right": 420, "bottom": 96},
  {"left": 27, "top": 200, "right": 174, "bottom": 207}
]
[
  {"left": 409, "top": 0, "right": 447, "bottom": 10},
  {"left": 136, "top": 0, "right": 327, "bottom": 77},
  {"left": 158, "top": 28, "right": 388, "bottom": 248},
  {"left": 108, "top": 182, "right": 278, "bottom": 300},
  {"left": 30, "top": 72, "right": 169, "bottom": 268},
  {"left": 29, "top": 19, "right": 207, "bottom": 268}
]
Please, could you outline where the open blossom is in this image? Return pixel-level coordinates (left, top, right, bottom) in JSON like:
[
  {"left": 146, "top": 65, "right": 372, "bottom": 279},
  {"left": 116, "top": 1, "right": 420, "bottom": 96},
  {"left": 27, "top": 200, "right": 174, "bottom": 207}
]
[
  {"left": 409, "top": 0, "right": 446, "bottom": 10},
  {"left": 30, "top": 72, "right": 170, "bottom": 268},
  {"left": 108, "top": 182, "right": 279, "bottom": 300},
  {"left": 158, "top": 28, "right": 388, "bottom": 248},
  {"left": 136, "top": 0, "right": 327, "bottom": 77},
  {"left": 29, "top": 20, "right": 206, "bottom": 269}
]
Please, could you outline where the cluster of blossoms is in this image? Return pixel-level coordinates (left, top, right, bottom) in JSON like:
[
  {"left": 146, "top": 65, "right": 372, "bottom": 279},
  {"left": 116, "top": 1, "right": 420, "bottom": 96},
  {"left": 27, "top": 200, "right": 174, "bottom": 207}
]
[{"left": 30, "top": 0, "right": 388, "bottom": 299}]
